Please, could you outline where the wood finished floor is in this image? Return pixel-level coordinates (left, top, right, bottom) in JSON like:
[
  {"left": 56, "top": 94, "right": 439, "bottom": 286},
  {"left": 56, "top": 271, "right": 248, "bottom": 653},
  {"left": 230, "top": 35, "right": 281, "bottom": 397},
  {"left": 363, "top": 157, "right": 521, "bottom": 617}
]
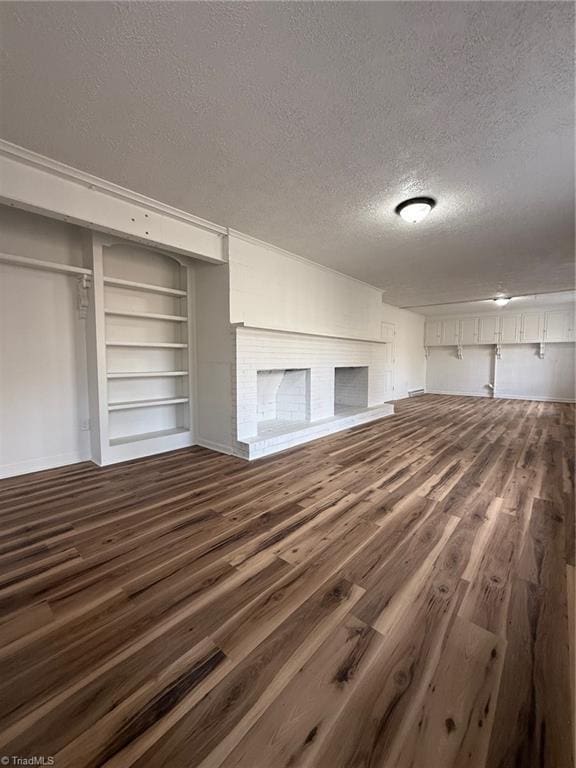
[{"left": 0, "top": 395, "right": 574, "bottom": 768}]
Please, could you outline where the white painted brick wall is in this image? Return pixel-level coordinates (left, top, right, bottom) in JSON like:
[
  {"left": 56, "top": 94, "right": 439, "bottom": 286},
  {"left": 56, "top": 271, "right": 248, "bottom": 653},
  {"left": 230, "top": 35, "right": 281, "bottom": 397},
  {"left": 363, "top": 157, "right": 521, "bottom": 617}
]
[{"left": 236, "top": 327, "right": 393, "bottom": 440}]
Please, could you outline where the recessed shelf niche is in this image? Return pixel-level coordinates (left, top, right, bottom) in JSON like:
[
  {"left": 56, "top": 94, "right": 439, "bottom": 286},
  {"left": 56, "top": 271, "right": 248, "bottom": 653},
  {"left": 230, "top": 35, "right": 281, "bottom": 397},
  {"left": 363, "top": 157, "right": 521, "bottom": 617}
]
[{"left": 102, "top": 242, "right": 191, "bottom": 449}]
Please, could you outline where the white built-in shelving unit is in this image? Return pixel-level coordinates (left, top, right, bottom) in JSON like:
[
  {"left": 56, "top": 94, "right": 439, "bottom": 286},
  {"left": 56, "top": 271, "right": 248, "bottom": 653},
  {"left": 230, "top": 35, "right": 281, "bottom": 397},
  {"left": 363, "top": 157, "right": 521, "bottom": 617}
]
[{"left": 87, "top": 233, "right": 194, "bottom": 465}]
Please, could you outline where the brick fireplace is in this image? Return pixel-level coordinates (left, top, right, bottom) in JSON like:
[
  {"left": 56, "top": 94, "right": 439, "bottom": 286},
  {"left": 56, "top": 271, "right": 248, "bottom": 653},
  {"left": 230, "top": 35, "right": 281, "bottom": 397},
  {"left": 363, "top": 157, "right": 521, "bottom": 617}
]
[{"left": 234, "top": 327, "right": 394, "bottom": 458}]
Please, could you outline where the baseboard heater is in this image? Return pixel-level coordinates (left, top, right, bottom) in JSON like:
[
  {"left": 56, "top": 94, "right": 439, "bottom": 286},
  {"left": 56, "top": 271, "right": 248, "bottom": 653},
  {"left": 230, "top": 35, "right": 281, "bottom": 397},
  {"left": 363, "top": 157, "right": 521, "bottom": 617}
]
[{"left": 408, "top": 388, "right": 425, "bottom": 397}]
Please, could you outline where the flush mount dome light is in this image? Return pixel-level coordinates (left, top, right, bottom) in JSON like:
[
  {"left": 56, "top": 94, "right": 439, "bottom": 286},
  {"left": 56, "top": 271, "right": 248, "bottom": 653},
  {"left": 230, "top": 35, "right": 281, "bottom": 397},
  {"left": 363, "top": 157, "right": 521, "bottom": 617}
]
[
  {"left": 395, "top": 196, "right": 436, "bottom": 223},
  {"left": 493, "top": 296, "right": 511, "bottom": 307}
]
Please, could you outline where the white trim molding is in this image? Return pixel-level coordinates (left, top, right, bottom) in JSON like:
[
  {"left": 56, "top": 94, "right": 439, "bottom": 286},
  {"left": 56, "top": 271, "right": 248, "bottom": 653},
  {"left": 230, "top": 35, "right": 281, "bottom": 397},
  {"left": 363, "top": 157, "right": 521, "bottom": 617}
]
[
  {"left": 0, "top": 450, "right": 92, "bottom": 479},
  {"left": 493, "top": 393, "right": 575, "bottom": 403},
  {"left": 231, "top": 321, "right": 389, "bottom": 345},
  {"left": 427, "top": 389, "right": 574, "bottom": 404},
  {"left": 426, "top": 389, "right": 493, "bottom": 398},
  {"left": 195, "top": 439, "right": 241, "bottom": 457},
  {"left": 0, "top": 140, "right": 227, "bottom": 264}
]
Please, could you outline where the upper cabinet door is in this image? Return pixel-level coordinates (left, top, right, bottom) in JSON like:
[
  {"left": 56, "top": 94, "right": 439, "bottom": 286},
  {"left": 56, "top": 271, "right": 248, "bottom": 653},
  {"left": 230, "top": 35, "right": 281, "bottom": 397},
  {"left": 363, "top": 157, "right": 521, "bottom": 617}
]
[
  {"left": 441, "top": 318, "right": 460, "bottom": 345},
  {"left": 520, "top": 312, "right": 545, "bottom": 343},
  {"left": 568, "top": 311, "right": 575, "bottom": 342},
  {"left": 459, "top": 317, "right": 478, "bottom": 345},
  {"left": 423, "top": 309, "right": 573, "bottom": 348},
  {"left": 381, "top": 322, "right": 396, "bottom": 342},
  {"left": 500, "top": 314, "right": 521, "bottom": 344},
  {"left": 544, "top": 309, "right": 571, "bottom": 342},
  {"left": 425, "top": 319, "right": 442, "bottom": 346},
  {"left": 478, "top": 315, "right": 501, "bottom": 344}
]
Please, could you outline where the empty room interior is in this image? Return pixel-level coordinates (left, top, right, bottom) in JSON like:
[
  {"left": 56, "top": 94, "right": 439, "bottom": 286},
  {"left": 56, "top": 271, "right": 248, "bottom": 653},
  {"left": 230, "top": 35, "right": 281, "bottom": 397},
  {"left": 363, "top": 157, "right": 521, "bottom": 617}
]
[{"left": 0, "top": 2, "right": 575, "bottom": 767}]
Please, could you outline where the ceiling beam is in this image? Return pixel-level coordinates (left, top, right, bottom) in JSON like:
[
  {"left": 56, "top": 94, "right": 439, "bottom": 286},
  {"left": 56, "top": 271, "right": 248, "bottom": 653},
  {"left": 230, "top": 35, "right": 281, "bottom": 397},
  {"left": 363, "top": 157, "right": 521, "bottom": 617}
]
[{"left": 0, "top": 140, "right": 227, "bottom": 264}]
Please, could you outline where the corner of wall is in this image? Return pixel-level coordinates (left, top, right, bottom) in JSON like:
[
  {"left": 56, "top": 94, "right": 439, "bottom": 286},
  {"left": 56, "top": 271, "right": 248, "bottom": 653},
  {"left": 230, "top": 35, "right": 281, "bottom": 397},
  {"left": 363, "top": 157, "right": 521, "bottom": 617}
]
[{"left": 194, "top": 261, "right": 236, "bottom": 452}]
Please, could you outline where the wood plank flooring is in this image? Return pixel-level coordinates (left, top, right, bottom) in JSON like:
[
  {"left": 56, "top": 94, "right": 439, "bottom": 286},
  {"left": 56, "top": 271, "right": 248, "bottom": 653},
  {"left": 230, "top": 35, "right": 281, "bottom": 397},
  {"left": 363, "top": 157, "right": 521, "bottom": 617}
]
[{"left": 0, "top": 394, "right": 573, "bottom": 768}]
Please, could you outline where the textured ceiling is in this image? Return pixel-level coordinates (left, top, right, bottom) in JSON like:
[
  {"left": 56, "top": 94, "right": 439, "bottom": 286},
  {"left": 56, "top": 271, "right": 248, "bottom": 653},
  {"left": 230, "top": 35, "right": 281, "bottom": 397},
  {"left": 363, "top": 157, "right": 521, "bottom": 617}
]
[{"left": 0, "top": 1, "right": 574, "bottom": 306}]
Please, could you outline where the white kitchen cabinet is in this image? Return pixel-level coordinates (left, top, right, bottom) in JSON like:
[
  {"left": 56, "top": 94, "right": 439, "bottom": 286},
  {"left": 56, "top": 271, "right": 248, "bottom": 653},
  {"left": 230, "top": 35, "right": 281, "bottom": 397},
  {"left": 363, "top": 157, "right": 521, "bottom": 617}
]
[
  {"left": 478, "top": 315, "right": 501, "bottom": 344},
  {"left": 544, "top": 309, "right": 572, "bottom": 342},
  {"left": 441, "top": 318, "right": 460, "bottom": 345},
  {"left": 424, "top": 308, "right": 574, "bottom": 349},
  {"left": 520, "top": 312, "right": 545, "bottom": 343},
  {"left": 425, "top": 319, "right": 443, "bottom": 346},
  {"left": 459, "top": 317, "right": 478, "bottom": 345},
  {"left": 500, "top": 314, "right": 521, "bottom": 343}
]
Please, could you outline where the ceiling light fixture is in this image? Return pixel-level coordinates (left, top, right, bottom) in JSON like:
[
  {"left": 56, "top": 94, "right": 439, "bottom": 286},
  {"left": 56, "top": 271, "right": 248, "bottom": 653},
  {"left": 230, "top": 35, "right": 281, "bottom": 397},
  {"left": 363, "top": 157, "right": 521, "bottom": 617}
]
[
  {"left": 395, "top": 196, "right": 436, "bottom": 223},
  {"left": 493, "top": 296, "right": 511, "bottom": 307}
]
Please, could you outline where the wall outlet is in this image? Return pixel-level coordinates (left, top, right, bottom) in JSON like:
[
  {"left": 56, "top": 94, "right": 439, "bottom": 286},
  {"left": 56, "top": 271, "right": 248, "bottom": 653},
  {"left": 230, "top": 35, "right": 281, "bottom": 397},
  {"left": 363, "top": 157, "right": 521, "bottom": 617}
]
[{"left": 80, "top": 419, "right": 91, "bottom": 431}]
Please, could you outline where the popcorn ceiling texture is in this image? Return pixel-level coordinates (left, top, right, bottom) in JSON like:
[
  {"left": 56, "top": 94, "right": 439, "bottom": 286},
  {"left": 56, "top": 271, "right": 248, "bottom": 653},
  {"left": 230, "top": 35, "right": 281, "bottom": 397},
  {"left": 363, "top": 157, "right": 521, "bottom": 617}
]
[{"left": 0, "top": 1, "right": 573, "bottom": 306}]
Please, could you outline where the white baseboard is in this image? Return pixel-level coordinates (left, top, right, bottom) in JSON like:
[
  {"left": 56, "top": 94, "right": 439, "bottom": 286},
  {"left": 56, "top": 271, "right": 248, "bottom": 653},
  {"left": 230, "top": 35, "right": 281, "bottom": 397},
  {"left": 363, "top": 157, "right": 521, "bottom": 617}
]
[
  {"left": 426, "top": 389, "right": 492, "bottom": 398},
  {"left": 494, "top": 393, "right": 576, "bottom": 403},
  {"left": 196, "top": 438, "right": 241, "bottom": 457},
  {"left": 426, "top": 389, "right": 575, "bottom": 404},
  {"left": 0, "top": 450, "right": 91, "bottom": 479}
]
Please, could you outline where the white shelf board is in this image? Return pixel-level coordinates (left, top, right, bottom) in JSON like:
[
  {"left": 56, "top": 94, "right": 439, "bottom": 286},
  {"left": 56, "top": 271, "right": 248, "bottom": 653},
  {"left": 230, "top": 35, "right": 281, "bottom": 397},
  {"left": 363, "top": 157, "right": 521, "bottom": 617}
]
[
  {"left": 106, "top": 341, "right": 188, "bottom": 349},
  {"left": 107, "top": 371, "right": 189, "bottom": 379},
  {"left": 104, "top": 276, "right": 187, "bottom": 297},
  {"left": 0, "top": 251, "right": 92, "bottom": 277},
  {"left": 105, "top": 310, "right": 188, "bottom": 322},
  {"left": 109, "top": 426, "right": 190, "bottom": 446},
  {"left": 108, "top": 397, "right": 189, "bottom": 411}
]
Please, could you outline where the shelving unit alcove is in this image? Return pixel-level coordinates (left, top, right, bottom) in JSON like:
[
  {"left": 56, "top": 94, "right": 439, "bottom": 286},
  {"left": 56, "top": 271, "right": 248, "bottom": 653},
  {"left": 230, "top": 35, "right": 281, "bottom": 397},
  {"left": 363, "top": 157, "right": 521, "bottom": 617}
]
[{"left": 86, "top": 232, "right": 196, "bottom": 465}]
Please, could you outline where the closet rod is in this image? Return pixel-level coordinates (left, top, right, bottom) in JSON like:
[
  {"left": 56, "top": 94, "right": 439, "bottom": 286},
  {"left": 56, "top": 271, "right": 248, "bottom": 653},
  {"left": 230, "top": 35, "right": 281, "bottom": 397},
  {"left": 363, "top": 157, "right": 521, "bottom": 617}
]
[{"left": 0, "top": 252, "right": 93, "bottom": 277}]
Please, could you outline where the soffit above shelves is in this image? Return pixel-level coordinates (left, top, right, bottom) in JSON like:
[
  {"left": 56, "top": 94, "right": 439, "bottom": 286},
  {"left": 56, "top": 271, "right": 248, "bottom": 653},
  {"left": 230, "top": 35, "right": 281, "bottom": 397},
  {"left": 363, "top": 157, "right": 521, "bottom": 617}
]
[{"left": 0, "top": 140, "right": 228, "bottom": 265}]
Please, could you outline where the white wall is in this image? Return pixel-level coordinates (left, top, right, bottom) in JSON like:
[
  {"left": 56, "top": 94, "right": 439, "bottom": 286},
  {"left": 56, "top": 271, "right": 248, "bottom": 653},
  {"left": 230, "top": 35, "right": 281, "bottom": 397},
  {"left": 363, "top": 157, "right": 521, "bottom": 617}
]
[
  {"left": 228, "top": 231, "right": 426, "bottom": 402},
  {"left": 496, "top": 344, "right": 575, "bottom": 402},
  {"left": 426, "top": 346, "right": 495, "bottom": 398},
  {"left": 194, "top": 262, "right": 235, "bottom": 453},
  {"left": 0, "top": 204, "right": 88, "bottom": 268},
  {"left": 228, "top": 232, "right": 384, "bottom": 341},
  {"left": 0, "top": 206, "right": 90, "bottom": 477},
  {"left": 424, "top": 297, "right": 576, "bottom": 403},
  {"left": 381, "top": 301, "right": 426, "bottom": 399}
]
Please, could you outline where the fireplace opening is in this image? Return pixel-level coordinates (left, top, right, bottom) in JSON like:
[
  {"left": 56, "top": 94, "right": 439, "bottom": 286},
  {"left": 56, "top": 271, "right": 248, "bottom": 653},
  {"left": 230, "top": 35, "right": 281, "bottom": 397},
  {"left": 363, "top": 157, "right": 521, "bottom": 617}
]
[
  {"left": 334, "top": 366, "right": 369, "bottom": 414},
  {"left": 257, "top": 369, "right": 311, "bottom": 432}
]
